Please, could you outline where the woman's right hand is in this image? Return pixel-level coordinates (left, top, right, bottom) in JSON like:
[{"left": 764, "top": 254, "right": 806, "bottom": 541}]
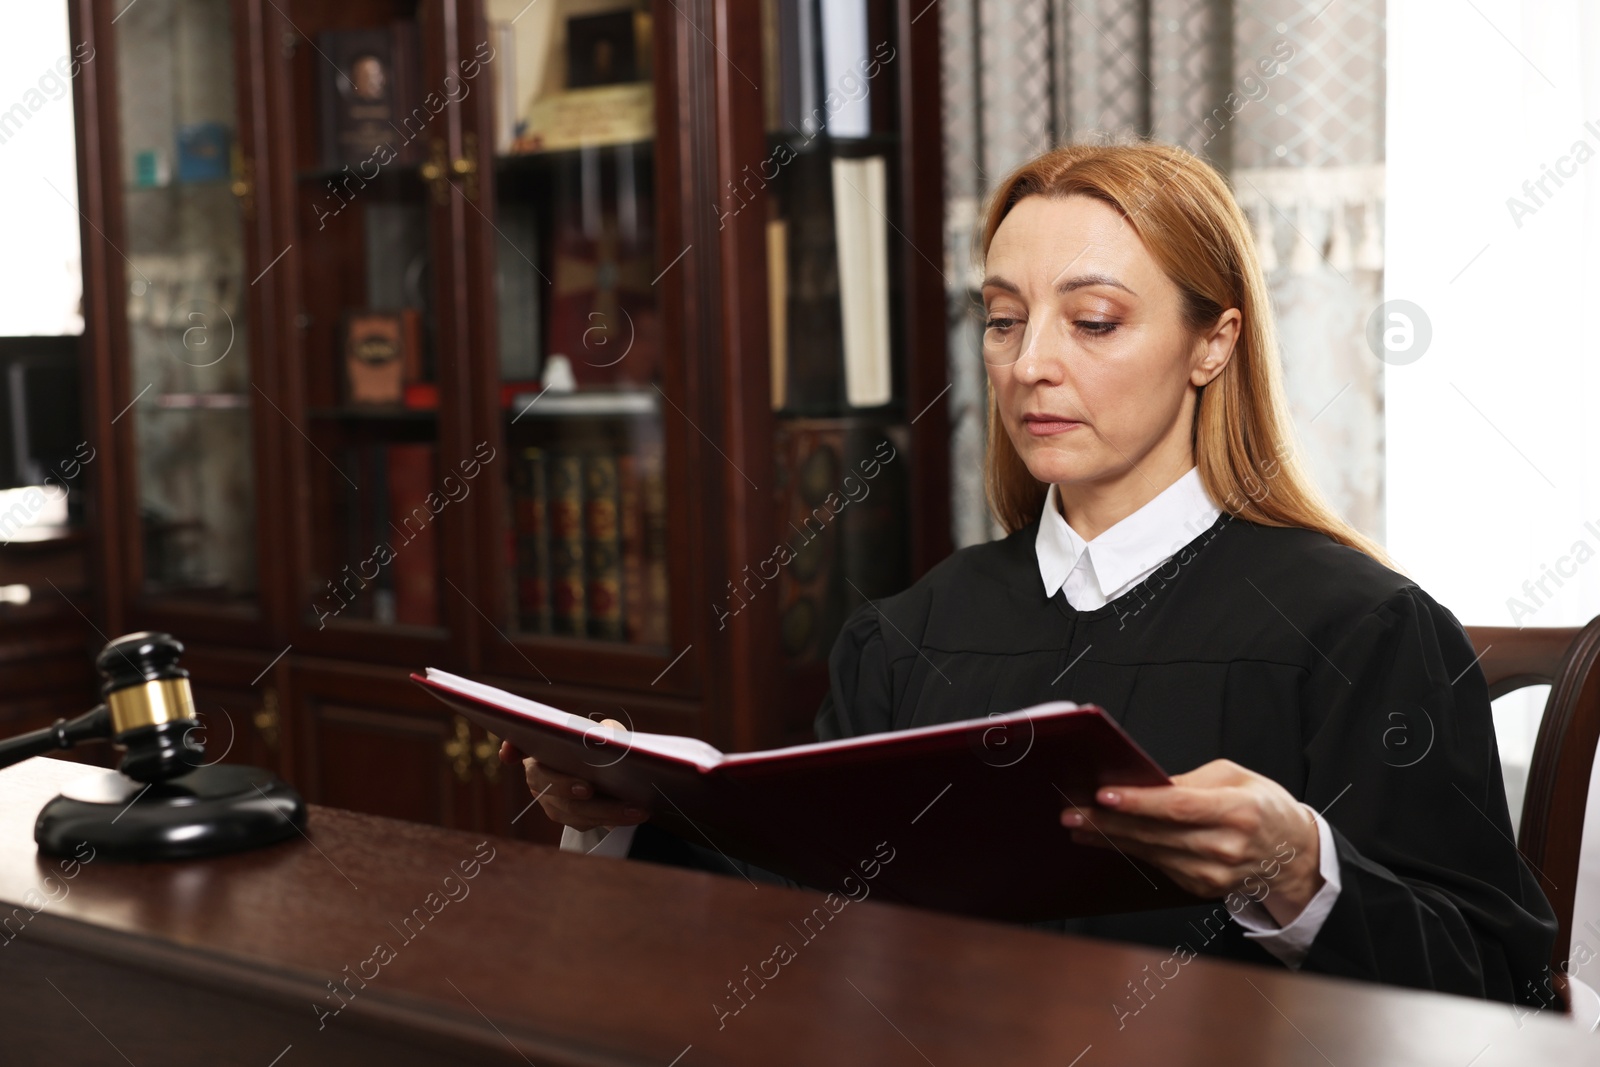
[{"left": 497, "top": 729, "right": 651, "bottom": 833}]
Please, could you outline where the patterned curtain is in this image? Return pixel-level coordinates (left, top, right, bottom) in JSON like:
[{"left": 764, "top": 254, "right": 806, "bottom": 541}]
[{"left": 942, "top": 0, "right": 1387, "bottom": 547}]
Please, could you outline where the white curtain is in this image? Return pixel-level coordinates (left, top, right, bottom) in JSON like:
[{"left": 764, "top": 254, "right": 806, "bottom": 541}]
[
  {"left": 941, "top": 0, "right": 1387, "bottom": 548},
  {"left": 1387, "top": 0, "right": 1600, "bottom": 994}
]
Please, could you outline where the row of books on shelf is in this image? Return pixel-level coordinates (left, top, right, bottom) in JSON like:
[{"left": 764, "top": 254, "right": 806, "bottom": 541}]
[
  {"left": 509, "top": 442, "right": 669, "bottom": 644},
  {"left": 320, "top": 422, "right": 909, "bottom": 658},
  {"left": 761, "top": 0, "right": 891, "bottom": 140},
  {"left": 767, "top": 151, "right": 892, "bottom": 412}
]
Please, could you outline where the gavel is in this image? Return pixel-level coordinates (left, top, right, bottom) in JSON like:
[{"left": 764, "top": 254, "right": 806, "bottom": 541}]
[
  {"left": 0, "top": 631, "right": 206, "bottom": 780},
  {"left": 0, "top": 631, "right": 306, "bottom": 860}
]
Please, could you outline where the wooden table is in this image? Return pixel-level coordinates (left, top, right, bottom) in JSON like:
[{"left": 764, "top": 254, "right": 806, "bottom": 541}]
[{"left": 2, "top": 756, "right": 1593, "bottom": 1065}]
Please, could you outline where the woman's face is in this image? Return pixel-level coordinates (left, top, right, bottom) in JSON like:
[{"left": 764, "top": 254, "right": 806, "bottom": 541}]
[{"left": 981, "top": 194, "right": 1237, "bottom": 500}]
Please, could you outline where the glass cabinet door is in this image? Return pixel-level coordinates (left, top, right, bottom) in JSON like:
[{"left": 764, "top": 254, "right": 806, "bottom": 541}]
[
  {"left": 115, "top": 0, "right": 256, "bottom": 603},
  {"left": 283, "top": 2, "right": 445, "bottom": 632},
  {"left": 482, "top": 0, "right": 670, "bottom": 647},
  {"left": 758, "top": 0, "right": 910, "bottom": 677}
]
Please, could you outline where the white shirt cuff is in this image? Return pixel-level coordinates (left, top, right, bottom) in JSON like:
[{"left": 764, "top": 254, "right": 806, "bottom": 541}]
[
  {"left": 1229, "top": 806, "right": 1342, "bottom": 969},
  {"left": 558, "top": 823, "right": 639, "bottom": 858}
]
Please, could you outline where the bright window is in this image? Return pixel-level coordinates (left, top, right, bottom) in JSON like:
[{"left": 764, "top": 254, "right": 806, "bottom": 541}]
[{"left": 0, "top": 4, "right": 85, "bottom": 336}]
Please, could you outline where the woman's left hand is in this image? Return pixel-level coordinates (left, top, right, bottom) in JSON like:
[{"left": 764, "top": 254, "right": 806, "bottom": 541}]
[{"left": 1061, "top": 759, "right": 1324, "bottom": 925}]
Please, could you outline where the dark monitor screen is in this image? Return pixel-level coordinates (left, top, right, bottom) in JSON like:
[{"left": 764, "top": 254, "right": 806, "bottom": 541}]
[{"left": 0, "top": 336, "right": 82, "bottom": 492}]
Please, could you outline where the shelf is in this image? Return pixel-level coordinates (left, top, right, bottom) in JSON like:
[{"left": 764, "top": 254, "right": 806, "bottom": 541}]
[
  {"left": 295, "top": 160, "right": 422, "bottom": 185},
  {"left": 0, "top": 525, "right": 84, "bottom": 549},
  {"left": 506, "top": 388, "right": 660, "bottom": 420},
  {"left": 774, "top": 401, "right": 907, "bottom": 421},
  {"left": 307, "top": 406, "right": 439, "bottom": 423},
  {"left": 155, "top": 392, "right": 250, "bottom": 410},
  {"left": 494, "top": 138, "right": 654, "bottom": 172},
  {"left": 766, "top": 129, "right": 902, "bottom": 157},
  {"left": 123, "top": 176, "right": 235, "bottom": 193}
]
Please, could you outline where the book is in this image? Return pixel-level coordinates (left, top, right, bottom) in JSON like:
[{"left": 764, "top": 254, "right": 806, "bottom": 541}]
[
  {"left": 778, "top": 0, "right": 823, "bottom": 138},
  {"left": 414, "top": 669, "right": 1192, "bottom": 921},
  {"left": 582, "top": 453, "right": 625, "bottom": 640},
  {"left": 490, "top": 19, "right": 519, "bottom": 154},
  {"left": 638, "top": 441, "right": 669, "bottom": 645},
  {"left": 773, "top": 423, "right": 846, "bottom": 662},
  {"left": 831, "top": 155, "right": 891, "bottom": 407},
  {"left": 511, "top": 446, "right": 552, "bottom": 633},
  {"left": 175, "top": 122, "right": 231, "bottom": 183},
  {"left": 760, "top": 0, "right": 782, "bottom": 133},
  {"left": 819, "top": 0, "right": 870, "bottom": 137},
  {"left": 316, "top": 24, "right": 421, "bottom": 170},
  {"left": 618, "top": 453, "right": 647, "bottom": 642},
  {"left": 779, "top": 148, "right": 844, "bottom": 409},
  {"left": 343, "top": 309, "right": 423, "bottom": 405},
  {"left": 767, "top": 217, "right": 789, "bottom": 410},
  {"left": 547, "top": 451, "right": 587, "bottom": 636}
]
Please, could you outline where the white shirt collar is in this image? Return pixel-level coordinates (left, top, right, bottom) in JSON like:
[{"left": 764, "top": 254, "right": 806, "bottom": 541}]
[{"left": 1035, "top": 467, "right": 1221, "bottom": 604}]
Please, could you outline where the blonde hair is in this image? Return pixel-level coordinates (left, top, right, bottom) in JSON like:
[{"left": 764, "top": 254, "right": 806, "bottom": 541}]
[{"left": 977, "top": 140, "right": 1390, "bottom": 567}]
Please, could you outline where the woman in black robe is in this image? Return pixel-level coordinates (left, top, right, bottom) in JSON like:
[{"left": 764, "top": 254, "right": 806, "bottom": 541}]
[{"left": 508, "top": 140, "right": 1557, "bottom": 1007}]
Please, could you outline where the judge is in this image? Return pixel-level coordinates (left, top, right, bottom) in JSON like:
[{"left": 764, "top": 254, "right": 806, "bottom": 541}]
[{"left": 502, "top": 141, "right": 1557, "bottom": 1006}]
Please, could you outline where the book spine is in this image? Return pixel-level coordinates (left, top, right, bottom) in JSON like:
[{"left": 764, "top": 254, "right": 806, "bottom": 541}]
[
  {"left": 760, "top": 0, "right": 782, "bottom": 133},
  {"left": 767, "top": 217, "right": 789, "bottom": 410},
  {"left": 784, "top": 148, "right": 844, "bottom": 410},
  {"left": 513, "top": 446, "right": 552, "bottom": 634},
  {"left": 640, "top": 441, "right": 669, "bottom": 645},
  {"left": 773, "top": 421, "right": 845, "bottom": 662},
  {"left": 547, "top": 450, "right": 588, "bottom": 636},
  {"left": 837, "top": 424, "right": 909, "bottom": 600},
  {"left": 492, "top": 20, "right": 518, "bottom": 155},
  {"left": 618, "top": 452, "right": 646, "bottom": 642},
  {"left": 819, "top": 0, "right": 870, "bottom": 137},
  {"left": 794, "top": 0, "right": 822, "bottom": 138},
  {"left": 583, "top": 452, "right": 625, "bottom": 641},
  {"left": 832, "top": 155, "right": 891, "bottom": 407}
]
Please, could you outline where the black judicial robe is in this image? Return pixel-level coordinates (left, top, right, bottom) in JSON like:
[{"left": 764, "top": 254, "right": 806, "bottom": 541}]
[{"left": 632, "top": 511, "right": 1558, "bottom": 1005}]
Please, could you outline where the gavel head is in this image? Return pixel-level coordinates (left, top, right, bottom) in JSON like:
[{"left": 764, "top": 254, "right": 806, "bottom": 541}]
[{"left": 97, "top": 632, "right": 205, "bottom": 783}]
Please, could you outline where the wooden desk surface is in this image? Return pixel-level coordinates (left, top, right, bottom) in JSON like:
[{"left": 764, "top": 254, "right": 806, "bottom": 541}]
[{"left": 2, "top": 757, "right": 1593, "bottom": 1065}]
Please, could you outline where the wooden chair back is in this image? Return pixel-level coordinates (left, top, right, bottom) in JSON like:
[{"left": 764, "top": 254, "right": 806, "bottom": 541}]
[{"left": 1467, "top": 620, "right": 1600, "bottom": 1002}]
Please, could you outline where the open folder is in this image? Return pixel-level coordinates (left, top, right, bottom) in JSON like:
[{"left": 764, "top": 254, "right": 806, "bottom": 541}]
[{"left": 413, "top": 669, "right": 1199, "bottom": 922}]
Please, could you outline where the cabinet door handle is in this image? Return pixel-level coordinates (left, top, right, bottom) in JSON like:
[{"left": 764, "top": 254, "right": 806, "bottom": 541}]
[
  {"left": 443, "top": 715, "right": 474, "bottom": 782},
  {"left": 252, "top": 688, "right": 281, "bottom": 752},
  {"left": 421, "top": 139, "right": 450, "bottom": 205},
  {"left": 473, "top": 729, "right": 501, "bottom": 783},
  {"left": 451, "top": 132, "right": 479, "bottom": 203},
  {"left": 231, "top": 153, "right": 255, "bottom": 220}
]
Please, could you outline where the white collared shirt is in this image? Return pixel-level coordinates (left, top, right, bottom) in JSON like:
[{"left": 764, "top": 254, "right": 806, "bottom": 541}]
[
  {"left": 564, "top": 467, "right": 1343, "bottom": 969},
  {"left": 1035, "top": 466, "right": 1222, "bottom": 608}
]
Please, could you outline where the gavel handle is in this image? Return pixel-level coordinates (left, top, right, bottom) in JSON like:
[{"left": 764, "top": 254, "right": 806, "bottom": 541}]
[{"left": 0, "top": 705, "right": 111, "bottom": 771}]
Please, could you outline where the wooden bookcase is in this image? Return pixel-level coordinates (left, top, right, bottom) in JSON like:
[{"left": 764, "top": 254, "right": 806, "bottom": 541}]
[{"left": 66, "top": 0, "right": 948, "bottom": 842}]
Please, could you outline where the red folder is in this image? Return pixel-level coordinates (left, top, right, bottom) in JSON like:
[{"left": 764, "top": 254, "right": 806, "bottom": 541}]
[{"left": 413, "top": 669, "right": 1199, "bottom": 922}]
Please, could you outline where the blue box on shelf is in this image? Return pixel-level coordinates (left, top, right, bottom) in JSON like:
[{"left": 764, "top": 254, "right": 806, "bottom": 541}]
[{"left": 175, "top": 122, "right": 232, "bottom": 183}]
